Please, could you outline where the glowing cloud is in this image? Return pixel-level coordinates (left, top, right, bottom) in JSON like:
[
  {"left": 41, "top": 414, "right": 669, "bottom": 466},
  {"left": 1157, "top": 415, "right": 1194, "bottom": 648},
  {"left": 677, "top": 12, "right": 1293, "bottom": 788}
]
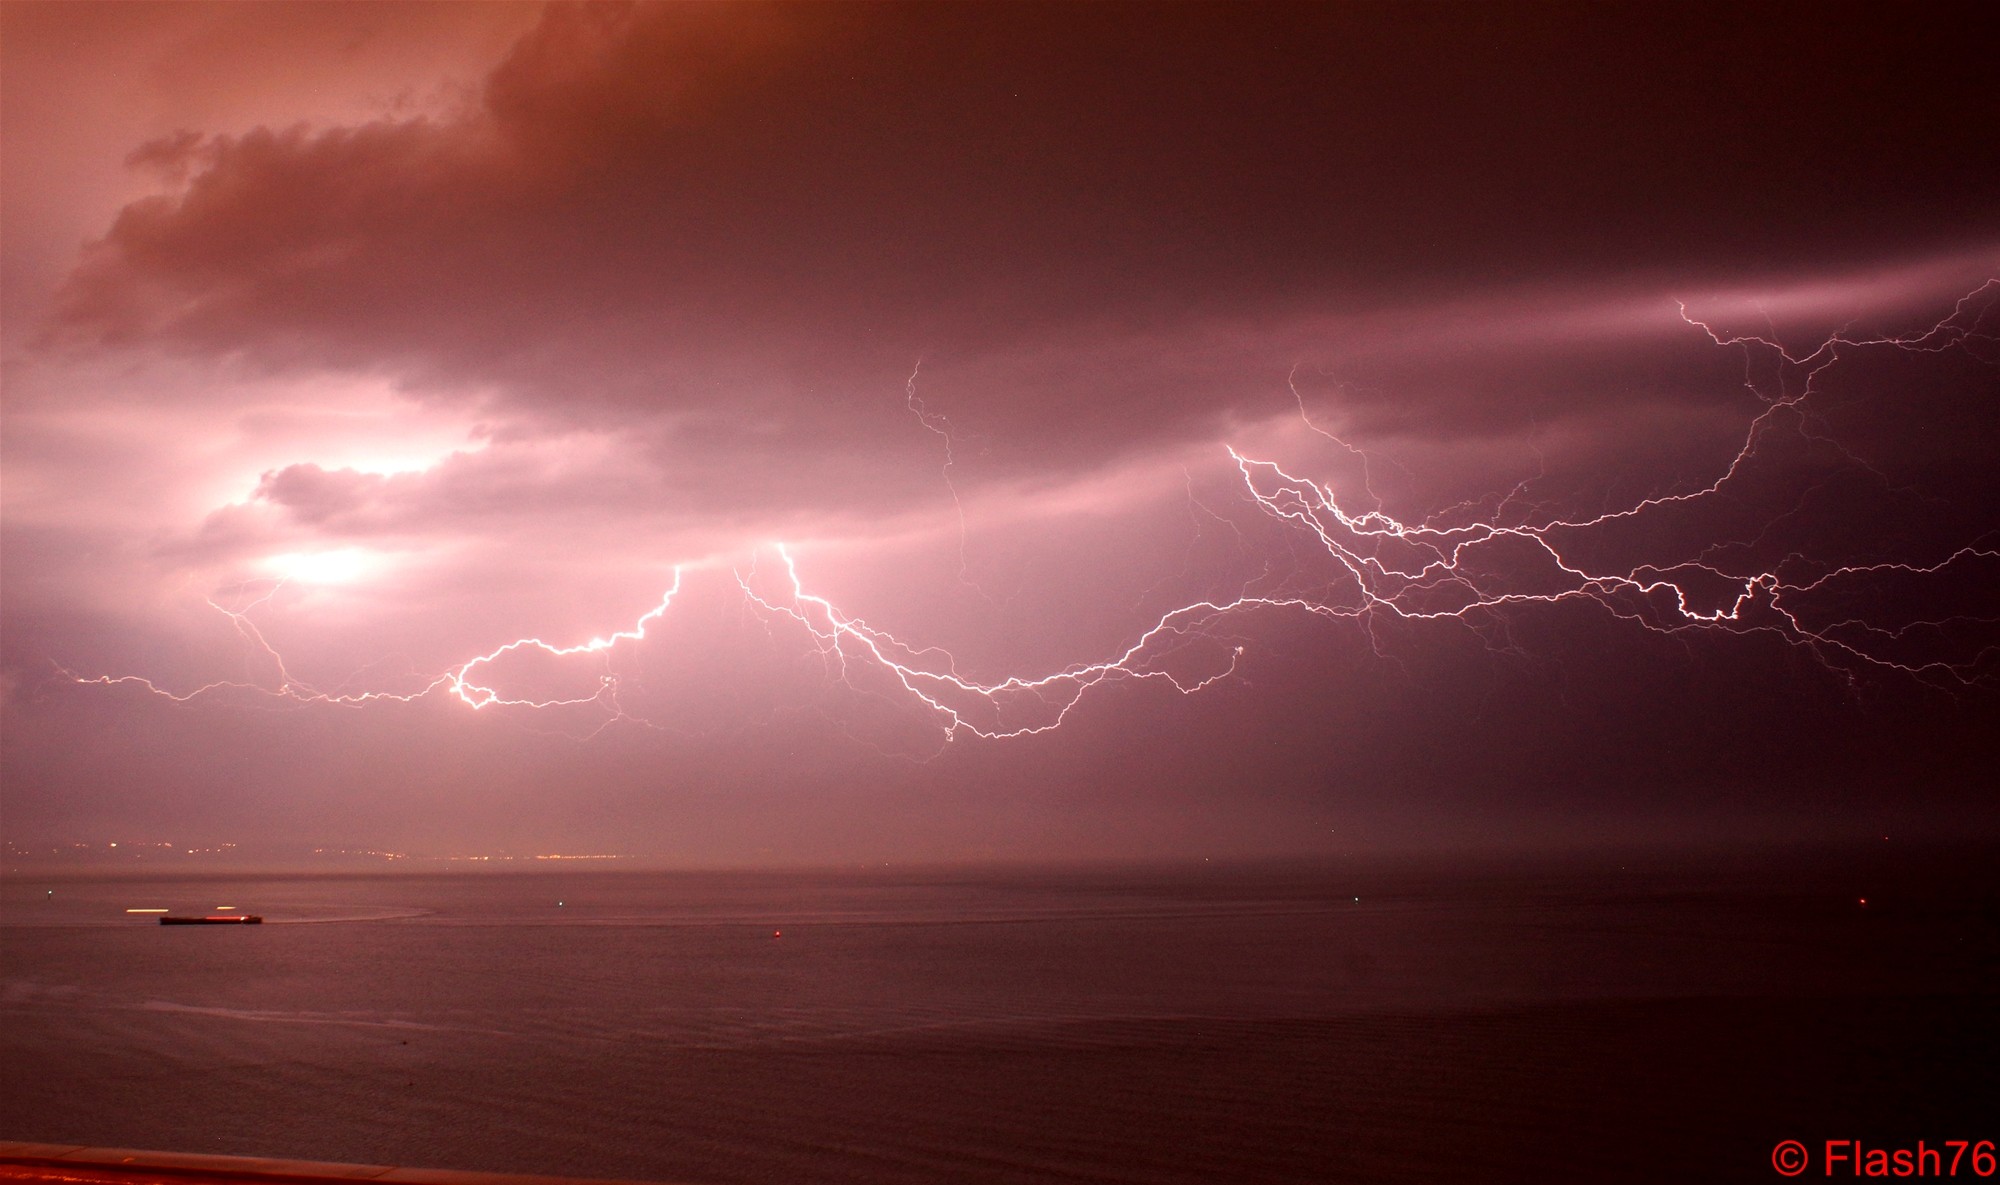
[
  {"left": 59, "top": 284, "right": 1999, "bottom": 756},
  {"left": 258, "top": 548, "right": 381, "bottom": 586}
]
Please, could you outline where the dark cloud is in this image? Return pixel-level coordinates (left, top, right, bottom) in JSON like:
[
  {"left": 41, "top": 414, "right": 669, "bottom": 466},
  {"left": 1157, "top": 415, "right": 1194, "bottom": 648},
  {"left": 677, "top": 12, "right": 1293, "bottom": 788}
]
[{"left": 48, "top": 3, "right": 1999, "bottom": 461}]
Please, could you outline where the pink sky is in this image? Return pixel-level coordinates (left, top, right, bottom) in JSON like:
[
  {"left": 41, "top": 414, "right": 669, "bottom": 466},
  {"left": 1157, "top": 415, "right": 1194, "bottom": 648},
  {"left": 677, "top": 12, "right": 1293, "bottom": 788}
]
[{"left": 4, "top": 3, "right": 1997, "bottom": 864}]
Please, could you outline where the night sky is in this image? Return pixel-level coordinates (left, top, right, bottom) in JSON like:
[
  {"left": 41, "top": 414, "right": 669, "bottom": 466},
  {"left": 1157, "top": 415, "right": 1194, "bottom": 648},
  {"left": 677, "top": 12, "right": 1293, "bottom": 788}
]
[{"left": 4, "top": 1, "right": 1996, "bottom": 865}]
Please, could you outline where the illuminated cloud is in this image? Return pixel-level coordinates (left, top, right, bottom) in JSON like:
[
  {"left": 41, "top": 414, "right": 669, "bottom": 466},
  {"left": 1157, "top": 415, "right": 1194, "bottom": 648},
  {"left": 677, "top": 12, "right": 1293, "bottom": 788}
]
[{"left": 3, "top": 2, "right": 1996, "bottom": 859}]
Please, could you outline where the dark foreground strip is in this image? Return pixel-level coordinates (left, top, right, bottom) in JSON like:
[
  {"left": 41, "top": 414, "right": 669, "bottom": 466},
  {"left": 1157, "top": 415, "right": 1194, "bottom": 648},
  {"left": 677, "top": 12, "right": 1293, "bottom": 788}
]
[{"left": 0, "top": 1144, "right": 681, "bottom": 1185}]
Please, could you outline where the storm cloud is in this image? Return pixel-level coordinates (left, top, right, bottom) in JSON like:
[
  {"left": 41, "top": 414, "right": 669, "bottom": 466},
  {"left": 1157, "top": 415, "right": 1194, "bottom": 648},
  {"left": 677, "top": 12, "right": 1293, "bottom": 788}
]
[{"left": 4, "top": 2, "right": 1996, "bottom": 863}]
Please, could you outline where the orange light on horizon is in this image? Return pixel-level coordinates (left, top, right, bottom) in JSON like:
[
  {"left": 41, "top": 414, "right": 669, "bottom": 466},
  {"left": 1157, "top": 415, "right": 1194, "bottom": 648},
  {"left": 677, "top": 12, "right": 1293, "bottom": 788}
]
[{"left": 125, "top": 908, "right": 168, "bottom": 914}]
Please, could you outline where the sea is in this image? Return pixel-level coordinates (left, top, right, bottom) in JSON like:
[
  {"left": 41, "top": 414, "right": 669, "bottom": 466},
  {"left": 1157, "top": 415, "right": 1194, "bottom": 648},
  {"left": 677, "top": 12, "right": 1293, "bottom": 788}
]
[{"left": 2, "top": 849, "right": 1994, "bottom": 1185}]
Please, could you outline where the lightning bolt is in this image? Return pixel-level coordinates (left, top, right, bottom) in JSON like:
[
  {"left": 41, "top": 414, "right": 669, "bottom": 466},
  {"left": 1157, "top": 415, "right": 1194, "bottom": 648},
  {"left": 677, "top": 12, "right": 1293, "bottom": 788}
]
[
  {"left": 444, "top": 568, "right": 684, "bottom": 713},
  {"left": 736, "top": 542, "right": 1252, "bottom": 741},
  {"left": 740, "top": 283, "right": 2000, "bottom": 747},
  {"left": 65, "top": 284, "right": 1999, "bottom": 747},
  {"left": 66, "top": 570, "right": 685, "bottom": 738},
  {"left": 905, "top": 358, "right": 1008, "bottom": 605}
]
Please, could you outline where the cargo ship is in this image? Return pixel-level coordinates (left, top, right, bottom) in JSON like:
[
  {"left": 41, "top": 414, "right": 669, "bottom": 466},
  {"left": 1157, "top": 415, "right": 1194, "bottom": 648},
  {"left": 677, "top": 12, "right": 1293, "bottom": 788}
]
[{"left": 159, "top": 915, "right": 263, "bottom": 924}]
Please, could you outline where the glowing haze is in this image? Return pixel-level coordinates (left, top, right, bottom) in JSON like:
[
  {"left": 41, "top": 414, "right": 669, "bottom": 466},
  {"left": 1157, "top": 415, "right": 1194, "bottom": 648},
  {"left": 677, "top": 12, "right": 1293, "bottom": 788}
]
[{"left": 4, "top": 2, "right": 1996, "bottom": 864}]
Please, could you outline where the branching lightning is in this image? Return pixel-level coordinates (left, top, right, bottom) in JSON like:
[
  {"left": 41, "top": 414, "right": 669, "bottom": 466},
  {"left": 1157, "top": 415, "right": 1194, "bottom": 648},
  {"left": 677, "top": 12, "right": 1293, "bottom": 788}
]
[
  {"left": 64, "top": 285, "right": 2000, "bottom": 745},
  {"left": 736, "top": 542, "right": 1253, "bottom": 740},
  {"left": 68, "top": 571, "right": 685, "bottom": 735}
]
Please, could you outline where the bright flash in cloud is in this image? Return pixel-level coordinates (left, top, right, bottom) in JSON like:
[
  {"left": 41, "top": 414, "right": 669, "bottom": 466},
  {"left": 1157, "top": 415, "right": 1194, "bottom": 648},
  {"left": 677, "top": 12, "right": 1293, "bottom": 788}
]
[{"left": 258, "top": 548, "right": 381, "bottom": 586}]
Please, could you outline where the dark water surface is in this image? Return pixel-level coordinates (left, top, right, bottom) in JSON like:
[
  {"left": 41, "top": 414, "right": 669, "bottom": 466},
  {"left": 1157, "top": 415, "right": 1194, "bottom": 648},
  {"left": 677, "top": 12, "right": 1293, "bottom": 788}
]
[{"left": 3, "top": 853, "right": 1994, "bottom": 1184}]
